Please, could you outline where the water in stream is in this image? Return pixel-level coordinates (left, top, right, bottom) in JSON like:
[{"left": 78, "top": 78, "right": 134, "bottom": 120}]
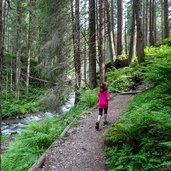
[{"left": 2, "top": 92, "right": 75, "bottom": 135}]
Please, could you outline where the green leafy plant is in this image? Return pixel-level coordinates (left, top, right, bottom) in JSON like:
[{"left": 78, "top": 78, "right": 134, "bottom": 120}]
[
  {"left": 2, "top": 86, "right": 45, "bottom": 118},
  {"left": 105, "top": 44, "right": 171, "bottom": 171},
  {"left": 80, "top": 88, "right": 98, "bottom": 107},
  {"left": 1, "top": 96, "right": 89, "bottom": 171}
]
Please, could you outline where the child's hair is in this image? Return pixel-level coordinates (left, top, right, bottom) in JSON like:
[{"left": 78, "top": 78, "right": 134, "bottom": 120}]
[{"left": 100, "top": 82, "right": 109, "bottom": 92}]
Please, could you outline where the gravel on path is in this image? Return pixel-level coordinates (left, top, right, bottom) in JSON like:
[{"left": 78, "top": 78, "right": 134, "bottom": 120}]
[{"left": 40, "top": 94, "right": 133, "bottom": 171}]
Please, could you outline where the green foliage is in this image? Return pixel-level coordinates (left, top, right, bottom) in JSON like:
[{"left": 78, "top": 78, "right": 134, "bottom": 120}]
[
  {"left": 105, "top": 86, "right": 171, "bottom": 171},
  {"left": 80, "top": 88, "right": 98, "bottom": 107},
  {"left": 144, "top": 45, "right": 171, "bottom": 86},
  {"left": 105, "top": 44, "right": 171, "bottom": 171},
  {"left": 2, "top": 86, "right": 45, "bottom": 118},
  {"left": 1, "top": 92, "right": 89, "bottom": 171},
  {"left": 2, "top": 117, "right": 66, "bottom": 171},
  {"left": 106, "top": 66, "right": 142, "bottom": 93},
  {"left": 2, "top": 135, "right": 8, "bottom": 142},
  {"left": 161, "top": 36, "right": 171, "bottom": 46}
]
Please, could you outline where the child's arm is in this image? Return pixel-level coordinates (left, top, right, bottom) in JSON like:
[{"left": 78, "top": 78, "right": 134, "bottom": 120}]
[{"left": 107, "top": 91, "right": 110, "bottom": 101}]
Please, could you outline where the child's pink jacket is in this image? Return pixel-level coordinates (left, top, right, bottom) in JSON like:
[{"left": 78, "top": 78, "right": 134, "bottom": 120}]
[{"left": 98, "top": 91, "right": 110, "bottom": 108}]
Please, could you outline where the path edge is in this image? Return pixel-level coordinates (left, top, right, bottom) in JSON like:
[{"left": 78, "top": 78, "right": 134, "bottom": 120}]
[
  {"left": 28, "top": 92, "right": 138, "bottom": 171},
  {"left": 28, "top": 106, "right": 98, "bottom": 171}
]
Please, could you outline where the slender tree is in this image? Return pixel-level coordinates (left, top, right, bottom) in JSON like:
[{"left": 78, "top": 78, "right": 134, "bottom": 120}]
[
  {"left": 144, "top": 0, "right": 149, "bottom": 46},
  {"left": 149, "top": 0, "right": 155, "bottom": 45},
  {"left": 134, "top": 0, "right": 145, "bottom": 63},
  {"left": 128, "top": 0, "right": 136, "bottom": 64},
  {"left": 71, "top": 0, "right": 81, "bottom": 102},
  {"left": 117, "top": 0, "right": 124, "bottom": 56},
  {"left": 104, "top": 0, "right": 116, "bottom": 64},
  {"left": 99, "top": 0, "right": 105, "bottom": 83},
  {"left": 160, "top": 0, "right": 164, "bottom": 40},
  {"left": 0, "top": 0, "right": 2, "bottom": 166},
  {"left": 164, "top": 0, "right": 170, "bottom": 38},
  {"left": 89, "top": 0, "right": 97, "bottom": 89},
  {"left": 15, "top": 1, "right": 22, "bottom": 101},
  {"left": 26, "top": 0, "right": 33, "bottom": 96}
]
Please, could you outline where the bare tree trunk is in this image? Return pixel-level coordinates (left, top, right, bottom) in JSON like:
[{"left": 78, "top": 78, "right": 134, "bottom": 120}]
[
  {"left": 144, "top": 0, "right": 149, "bottom": 46},
  {"left": 89, "top": 0, "right": 97, "bottom": 89},
  {"left": 3, "top": 0, "right": 6, "bottom": 47},
  {"left": 83, "top": 35, "right": 87, "bottom": 86},
  {"left": 104, "top": 0, "right": 116, "bottom": 64},
  {"left": 149, "top": 0, "right": 155, "bottom": 45},
  {"left": 15, "top": 1, "right": 22, "bottom": 101},
  {"left": 160, "top": 0, "right": 164, "bottom": 40},
  {"left": 125, "top": 3, "right": 128, "bottom": 54},
  {"left": 134, "top": 0, "right": 145, "bottom": 63},
  {"left": 10, "top": 57, "right": 12, "bottom": 91},
  {"left": 111, "top": 0, "right": 114, "bottom": 39},
  {"left": 99, "top": 0, "right": 105, "bottom": 83},
  {"left": 128, "top": 0, "right": 135, "bottom": 64},
  {"left": 154, "top": 0, "right": 157, "bottom": 43},
  {"left": 26, "top": 0, "right": 33, "bottom": 96},
  {"left": 117, "top": 0, "right": 124, "bottom": 56},
  {"left": 71, "top": 0, "right": 81, "bottom": 103},
  {"left": 0, "top": 0, "right": 3, "bottom": 164},
  {"left": 164, "top": 0, "right": 170, "bottom": 38},
  {"left": 152, "top": 0, "right": 156, "bottom": 44}
]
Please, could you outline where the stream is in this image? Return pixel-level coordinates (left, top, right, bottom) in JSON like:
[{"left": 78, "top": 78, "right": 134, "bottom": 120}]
[{"left": 1, "top": 92, "right": 75, "bottom": 135}]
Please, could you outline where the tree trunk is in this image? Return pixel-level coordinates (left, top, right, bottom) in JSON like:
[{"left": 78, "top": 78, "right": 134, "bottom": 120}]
[
  {"left": 104, "top": 0, "right": 116, "bottom": 64},
  {"left": 71, "top": 0, "right": 81, "bottom": 103},
  {"left": 15, "top": 1, "right": 22, "bottom": 101},
  {"left": 144, "top": 0, "right": 149, "bottom": 46},
  {"left": 164, "top": 0, "right": 169, "bottom": 38},
  {"left": 152, "top": 0, "right": 156, "bottom": 44},
  {"left": 111, "top": 0, "right": 114, "bottom": 40},
  {"left": 128, "top": 0, "right": 136, "bottom": 64},
  {"left": 125, "top": 3, "right": 128, "bottom": 54},
  {"left": 26, "top": 0, "right": 33, "bottom": 96},
  {"left": 0, "top": 0, "right": 3, "bottom": 162},
  {"left": 3, "top": 0, "right": 6, "bottom": 47},
  {"left": 154, "top": 0, "right": 157, "bottom": 43},
  {"left": 134, "top": 0, "right": 145, "bottom": 63},
  {"left": 149, "top": 0, "right": 155, "bottom": 45},
  {"left": 89, "top": 0, "right": 97, "bottom": 89},
  {"left": 160, "top": 0, "right": 164, "bottom": 40},
  {"left": 83, "top": 35, "right": 87, "bottom": 87},
  {"left": 117, "top": 0, "right": 124, "bottom": 56},
  {"left": 99, "top": 0, "right": 105, "bottom": 83}
]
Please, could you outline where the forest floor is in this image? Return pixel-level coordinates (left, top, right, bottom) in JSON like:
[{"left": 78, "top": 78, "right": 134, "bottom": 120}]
[{"left": 39, "top": 94, "right": 133, "bottom": 171}]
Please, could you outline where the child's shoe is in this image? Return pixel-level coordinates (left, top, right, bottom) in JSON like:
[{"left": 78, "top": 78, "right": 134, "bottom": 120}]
[
  {"left": 95, "top": 122, "right": 100, "bottom": 131},
  {"left": 103, "top": 121, "right": 109, "bottom": 125}
]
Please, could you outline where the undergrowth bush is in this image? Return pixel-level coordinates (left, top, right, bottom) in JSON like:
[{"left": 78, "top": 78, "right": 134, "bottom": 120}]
[
  {"left": 161, "top": 36, "right": 171, "bottom": 46},
  {"left": 107, "top": 66, "right": 142, "bottom": 93},
  {"left": 105, "top": 85, "right": 171, "bottom": 171},
  {"left": 1, "top": 91, "right": 90, "bottom": 171},
  {"left": 105, "top": 44, "right": 171, "bottom": 171},
  {"left": 144, "top": 45, "right": 171, "bottom": 86},
  {"left": 80, "top": 88, "right": 98, "bottom": 107},
  {"left": 2, "top": 117, "right": 66, "bottom": 171},
  {"left": 2, "top": 86, "right": 44, "bottom": 118}
]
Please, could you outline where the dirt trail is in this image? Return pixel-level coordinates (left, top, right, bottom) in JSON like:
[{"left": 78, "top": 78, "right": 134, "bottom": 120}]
[{"left": 40, "top": 94, "right": 133, "bottom": 171}]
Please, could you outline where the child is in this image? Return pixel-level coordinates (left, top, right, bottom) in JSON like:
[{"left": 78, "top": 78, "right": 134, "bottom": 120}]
[{"left": 95, "top": 82, "right": 110, "bottom": 131}]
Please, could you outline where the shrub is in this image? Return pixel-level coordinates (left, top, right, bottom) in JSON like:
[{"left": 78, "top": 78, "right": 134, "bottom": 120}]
[
  {"left": 105, "top": 44, "right": 171, "bottom": 171},
  {"left": 80, "top": 88, "right": 98, "bottom": 107},
  {"left": 105, "top": 86, "right": 171, "bottom": 171}
]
